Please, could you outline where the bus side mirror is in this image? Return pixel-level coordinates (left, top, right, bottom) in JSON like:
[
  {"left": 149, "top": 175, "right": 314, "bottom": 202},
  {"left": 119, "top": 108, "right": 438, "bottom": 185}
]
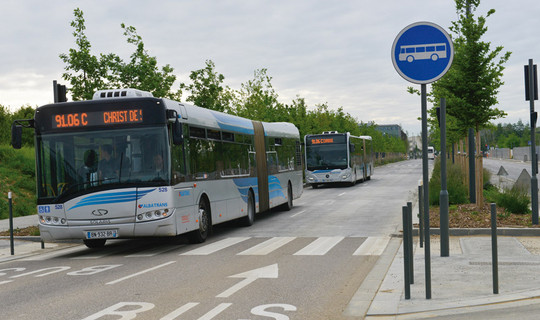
[
  {"left": 11, "top": 124, "right": 22, "bottom": 149},
  {"left": 172, "top": 117, "right": 184, "bottom": 145}
]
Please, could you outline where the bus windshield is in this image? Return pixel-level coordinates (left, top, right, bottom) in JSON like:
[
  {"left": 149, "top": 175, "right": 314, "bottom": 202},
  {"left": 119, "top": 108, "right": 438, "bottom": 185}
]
[
  {"left": 36, "top": 126, "right": 172, "bottom": 202},
  {"left": 305, "top": 143, "right": 348, "bottom": 170}
]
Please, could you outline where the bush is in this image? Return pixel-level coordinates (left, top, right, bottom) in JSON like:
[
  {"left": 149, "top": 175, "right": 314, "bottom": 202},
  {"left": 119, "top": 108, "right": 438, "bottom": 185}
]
[
  {"left": 485, "top": 185, "right": 530, "bottom": 214},
  {"left": 429, "top": 159, "right": 469, "bottom": 205},
  {"left": 0, "top": 145, "right": 36, "bottom": 219}
]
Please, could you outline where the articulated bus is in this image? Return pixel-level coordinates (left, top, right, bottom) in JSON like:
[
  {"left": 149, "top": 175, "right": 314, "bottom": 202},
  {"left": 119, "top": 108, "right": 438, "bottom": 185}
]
[
  {"left": 304, "top": 132, "right": 373, "bottom": 188},
  {"left": 12, "top": 89, "right": 303, "bottom": 248}
]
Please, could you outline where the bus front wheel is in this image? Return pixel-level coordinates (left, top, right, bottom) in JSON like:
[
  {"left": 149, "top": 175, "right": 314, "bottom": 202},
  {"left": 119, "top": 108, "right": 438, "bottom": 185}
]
[{"left": 189, "top": 198, "right": 210, "bottom": 243}]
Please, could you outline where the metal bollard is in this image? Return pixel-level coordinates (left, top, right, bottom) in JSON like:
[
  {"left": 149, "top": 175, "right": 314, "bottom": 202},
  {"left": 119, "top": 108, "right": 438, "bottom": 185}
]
[
  {"left": 491, "top": 203, "right": 499, "bottom": 294},
  {"left": 402, "top": 206, "right": 411, "bottom": 299},
  {"left": 9, "top": 191, "right": 14, "bottom": 255},
  {"left": 419, "top": 185, "right": 424, "bottom": 248},
  {"left": 407, "top": 202, "right": 414, "bottom": 284}
]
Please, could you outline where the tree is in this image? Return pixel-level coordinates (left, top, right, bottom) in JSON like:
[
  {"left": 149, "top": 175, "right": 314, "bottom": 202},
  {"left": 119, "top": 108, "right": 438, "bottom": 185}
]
[
  {"left": 180, "top": 60, "right": 233, "bottom": 112},
  {"left": 231, "top": 69, "right": 282, "bottom": 122},
  {"left": 431, "top": 0, "right": 510, "bottom": 133},
  {"left": 59, "top": 8, "right": 110, "bottom": 100},
  {"left": 431, "top": 0, "right": 511, "bottom": 206},
  {"left": 60, "top": 8, "right": 181, "bottom": 101}
]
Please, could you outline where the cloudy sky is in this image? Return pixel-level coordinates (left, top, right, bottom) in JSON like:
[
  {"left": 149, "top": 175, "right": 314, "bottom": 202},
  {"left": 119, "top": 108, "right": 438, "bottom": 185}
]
[{"left": 1, "top": 0, "right": 538, "bottom": 135}]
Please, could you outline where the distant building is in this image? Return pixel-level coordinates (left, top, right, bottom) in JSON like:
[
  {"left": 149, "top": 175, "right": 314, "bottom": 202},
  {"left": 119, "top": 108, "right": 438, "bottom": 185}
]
[{"left": 376, "top": 124, "right": 407, "bottom": 140}]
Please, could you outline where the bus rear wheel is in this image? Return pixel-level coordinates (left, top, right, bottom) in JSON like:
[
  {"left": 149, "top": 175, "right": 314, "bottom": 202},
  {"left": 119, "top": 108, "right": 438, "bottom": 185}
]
[
  {"left": 83, "top": 239, "right": 106, "bottom": 249},
  {"left": 241, "top": 190, "right": 255, "bottom": 226},
  {"left": 189, "top": 198, "right": 210, "bottom": 243},
  {"left": 281, "top": 183, "right": 293, "bottom": 211}
]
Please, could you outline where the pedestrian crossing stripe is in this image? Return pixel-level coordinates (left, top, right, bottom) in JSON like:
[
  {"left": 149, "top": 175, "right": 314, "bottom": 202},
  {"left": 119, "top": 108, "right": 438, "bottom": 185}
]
[{"left": 20, "top": 236, "right": 391, "bottom": 260}]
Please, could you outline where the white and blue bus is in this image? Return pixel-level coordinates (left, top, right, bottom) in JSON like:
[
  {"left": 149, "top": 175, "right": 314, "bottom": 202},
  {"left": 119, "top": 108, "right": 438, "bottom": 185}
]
[
  {"left": 304, "top": 131, "right": 373, "bottom": 188},
  {"left": 12, "top": 89, "right": 303, "bottom": 248}
]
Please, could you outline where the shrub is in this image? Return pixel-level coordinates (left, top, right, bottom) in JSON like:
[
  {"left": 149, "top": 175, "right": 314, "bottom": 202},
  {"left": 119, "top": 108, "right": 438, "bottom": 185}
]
[
  {"left": 429, "top": 159, "right": 469, "bottom": 205},
  {"left": 485, "top": 185, "right": 531, "bottom": 214}
]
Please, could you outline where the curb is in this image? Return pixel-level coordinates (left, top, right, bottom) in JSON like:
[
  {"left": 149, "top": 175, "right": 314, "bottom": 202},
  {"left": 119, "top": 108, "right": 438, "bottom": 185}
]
[{"left": 412, "top": 227, "right": 540, "bottom": 237}]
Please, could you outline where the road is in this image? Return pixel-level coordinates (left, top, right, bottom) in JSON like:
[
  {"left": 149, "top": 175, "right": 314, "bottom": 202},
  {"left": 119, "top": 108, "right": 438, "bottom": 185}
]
[{"left": 0, "top": 160, "right": 424, "bottom": 320}]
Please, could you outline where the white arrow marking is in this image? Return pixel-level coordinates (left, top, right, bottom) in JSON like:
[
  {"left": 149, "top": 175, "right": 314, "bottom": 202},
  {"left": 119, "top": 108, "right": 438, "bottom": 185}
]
[{"left": 216, "top": 264, "right": 278, "bottom": 298}]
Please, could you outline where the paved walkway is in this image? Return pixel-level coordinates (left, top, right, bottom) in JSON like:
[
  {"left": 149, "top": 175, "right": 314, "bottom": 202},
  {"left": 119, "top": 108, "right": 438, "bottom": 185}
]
[
  {"left": 0, "top": 215, "right": 77, "bottom": 262},
  {"left": 355, "top": 233, "right": 540, "bottom": 319}
]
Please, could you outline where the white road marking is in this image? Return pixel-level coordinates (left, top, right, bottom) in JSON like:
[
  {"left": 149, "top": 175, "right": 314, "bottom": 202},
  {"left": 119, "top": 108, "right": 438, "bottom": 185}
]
[
  {"left": 353, "top": 237, "right": 390, "bottom": 256},
  {"left": 216, "top": 264, "right": 278, "bottom": 298},
  {"left": 126, "top": 245, "right": 181, "bottom": 257},
  {"left": 290, "top": 210, "right": 306, "bottom": 218},
  {"left": 181, "top": 237, "right": 250, "bottom": 255},
  {"left": 237, "top": 237, "right": 295, "bottom": 255},
  {"left": 106, "top": 261, "right": 176, "bottom": 285},
  {"left": 293, "top": 237, "right": 345, "bottom": 256}
]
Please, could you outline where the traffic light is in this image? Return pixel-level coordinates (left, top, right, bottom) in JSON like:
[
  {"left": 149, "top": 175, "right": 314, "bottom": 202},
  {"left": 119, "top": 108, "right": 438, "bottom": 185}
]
[{"left": 53, "top": 80, "right": 67, "bottom": 103}]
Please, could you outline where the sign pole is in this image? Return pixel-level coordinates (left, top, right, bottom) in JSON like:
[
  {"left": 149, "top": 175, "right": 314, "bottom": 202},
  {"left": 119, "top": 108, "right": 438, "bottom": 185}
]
[
  {"left": 421, "top": 84, "right": 431, "bottom": 299},
  {"left": 440, "top": 98, "right": 449, "bottom": 257},
  {"left": 392, "top": 21, "right": 453, "bottom": 301},
  {"left": 526, "top": 59, "right": 539, "bottom": 225}
]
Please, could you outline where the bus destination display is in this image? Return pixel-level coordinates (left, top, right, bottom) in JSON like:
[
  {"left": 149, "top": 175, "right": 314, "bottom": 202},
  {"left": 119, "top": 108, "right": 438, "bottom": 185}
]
[
  {"left": 306, "top": 135, "right": 346, "bottom": 145},
  {"left": 53, "top": 109, "right": 143, "bottom": 128}
]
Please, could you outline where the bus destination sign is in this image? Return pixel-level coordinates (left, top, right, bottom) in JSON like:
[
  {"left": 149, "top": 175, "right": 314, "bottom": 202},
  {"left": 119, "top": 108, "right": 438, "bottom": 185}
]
[
  {"left": 309, "top": 138, "right": 334, "bottom": 145},
  {"left": 53, "top": 109, "right": 143, "bottom": 128}
]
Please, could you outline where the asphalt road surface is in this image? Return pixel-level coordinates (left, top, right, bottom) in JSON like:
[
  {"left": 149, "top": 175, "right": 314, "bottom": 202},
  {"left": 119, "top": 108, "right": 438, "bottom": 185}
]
[{"left": 0, "top": 160, "right": 424, "bottom": 320}]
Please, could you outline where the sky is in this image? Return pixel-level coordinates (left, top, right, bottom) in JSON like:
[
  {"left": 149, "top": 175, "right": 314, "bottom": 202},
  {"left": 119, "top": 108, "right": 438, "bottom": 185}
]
[{"left": 1, "top": 0, "right": 538, "bottom": 136}]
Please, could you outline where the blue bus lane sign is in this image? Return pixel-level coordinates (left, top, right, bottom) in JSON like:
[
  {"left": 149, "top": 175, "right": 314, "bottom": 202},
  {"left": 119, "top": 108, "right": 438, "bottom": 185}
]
[{"left": 392, "top": 21, "right": 454, "bottom": 84}]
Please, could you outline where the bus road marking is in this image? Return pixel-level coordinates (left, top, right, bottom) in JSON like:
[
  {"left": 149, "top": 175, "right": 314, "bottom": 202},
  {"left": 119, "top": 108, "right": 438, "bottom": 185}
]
[
  {"left": 290, "top": 210, "right": 306, "bottom": 218},
  {"left": 198, "top": 303, "right": 232, "bottom": 320},
  {"left": 106, "top": 261, "right": 176, "bottom": 285},
  {"left": 160, "top": 302, "right": 199, "bottom": 320},
  {"left": 338, "top": 192, "right": 346, "bottom": 197},
  {"left": 293, "top": 237, "right": 344, "bottom": 256}
]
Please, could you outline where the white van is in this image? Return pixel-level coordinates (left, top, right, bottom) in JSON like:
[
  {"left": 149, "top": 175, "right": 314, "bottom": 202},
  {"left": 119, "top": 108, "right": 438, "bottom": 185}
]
[{"left": 427, "top": 146, "right": 435, "bottom": 160}]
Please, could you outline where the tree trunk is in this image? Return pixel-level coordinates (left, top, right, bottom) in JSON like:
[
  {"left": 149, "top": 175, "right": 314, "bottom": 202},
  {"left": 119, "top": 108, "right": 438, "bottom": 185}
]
[{"left": 475, "top": 130, "right": 484, "bottom": 207}]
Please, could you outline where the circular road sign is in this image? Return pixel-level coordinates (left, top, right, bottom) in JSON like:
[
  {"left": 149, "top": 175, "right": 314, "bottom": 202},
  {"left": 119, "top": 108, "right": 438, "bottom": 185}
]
[{"left": 391, "top": 21, "right": 454, "bottom": 84}]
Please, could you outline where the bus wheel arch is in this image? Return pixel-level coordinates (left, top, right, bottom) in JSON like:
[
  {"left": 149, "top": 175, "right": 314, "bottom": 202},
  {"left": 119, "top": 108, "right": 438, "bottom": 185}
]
[{"left": 189, "top": 194, "right": 212, "bottom": 243}]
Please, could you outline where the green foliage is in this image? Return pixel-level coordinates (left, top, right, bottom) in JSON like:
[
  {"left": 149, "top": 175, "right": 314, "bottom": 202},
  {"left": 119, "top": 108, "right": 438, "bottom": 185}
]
[
  {"left": 429, "top": 159, "right": 469, "bottom": 205},
  {"left": 428, "top": 0, "right": 510, "bottom": 141},
  {"left": 484, "top": 185, "right": 531, "bottom": 214},
  {"left": 180, "top": 60, "right": 233, "bottom": 112},
  {"left": 0, "top": 145, "right": 36, "bottom": 219},
  {"left": 59, "top": 8, "right": 181, "bottom": 101},
  {"left": 0, "top": 105, "right": 35, "bottom": 147}
]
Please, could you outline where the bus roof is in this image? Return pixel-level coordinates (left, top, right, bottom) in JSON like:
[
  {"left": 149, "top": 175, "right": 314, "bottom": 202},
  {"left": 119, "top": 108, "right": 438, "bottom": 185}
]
[{"left": 162, "top": 99, "right": 299, "bottom": 138}]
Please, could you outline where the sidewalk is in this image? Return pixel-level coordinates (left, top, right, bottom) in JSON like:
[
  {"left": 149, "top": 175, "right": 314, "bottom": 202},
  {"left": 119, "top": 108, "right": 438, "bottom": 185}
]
[
  {"left": 363, "top": 233, "right": 540, "bottom": 319},
  {"left": 0, "top": 215, "right": 76, "bottom": 262}
]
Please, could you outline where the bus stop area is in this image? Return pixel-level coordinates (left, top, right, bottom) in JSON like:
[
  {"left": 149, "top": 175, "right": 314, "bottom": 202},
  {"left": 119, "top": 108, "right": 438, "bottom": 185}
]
[
  {"left": 0, "top": 214, "right": 77, "bottom": 262},
  {"left": 357, "top": 227, "right": 540, "bottom": 319}
]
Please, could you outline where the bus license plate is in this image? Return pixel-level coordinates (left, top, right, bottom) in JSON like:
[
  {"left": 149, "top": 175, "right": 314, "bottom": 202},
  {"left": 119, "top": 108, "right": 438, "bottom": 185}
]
[{"left": 86, "top": 230, "right": 118, "bottom": 239}]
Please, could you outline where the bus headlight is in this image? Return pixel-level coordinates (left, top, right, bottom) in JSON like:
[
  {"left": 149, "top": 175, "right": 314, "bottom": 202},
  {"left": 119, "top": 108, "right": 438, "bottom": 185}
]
[
  {"left": 341, "top": 173, "right": 351, "bottom": 179},
  {"left": 39, "top": 215, "right": 67, "bottom": 226},
  {"left": 136, "top": 208, "right": 172, "bottom": 222}
]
